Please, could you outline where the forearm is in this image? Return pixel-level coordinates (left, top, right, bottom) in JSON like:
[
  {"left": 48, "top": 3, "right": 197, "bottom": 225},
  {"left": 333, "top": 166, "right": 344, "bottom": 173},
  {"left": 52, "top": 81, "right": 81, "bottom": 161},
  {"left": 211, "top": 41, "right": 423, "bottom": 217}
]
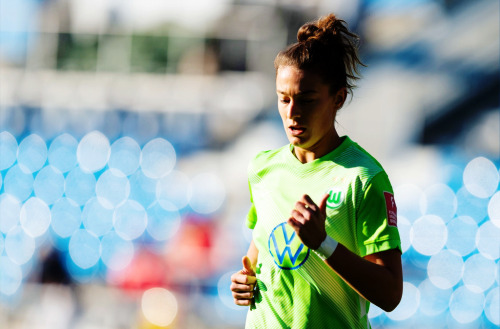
[{"left": 326, "top": 244, "right": 403, "bottom": 312}]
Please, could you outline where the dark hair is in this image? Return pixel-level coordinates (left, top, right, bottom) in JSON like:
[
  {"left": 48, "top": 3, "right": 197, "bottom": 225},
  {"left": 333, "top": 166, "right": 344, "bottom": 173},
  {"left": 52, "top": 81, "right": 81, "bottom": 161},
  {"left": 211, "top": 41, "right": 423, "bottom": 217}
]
[{"left": 274, "top": 14, "right": 364, "bottom": 96}]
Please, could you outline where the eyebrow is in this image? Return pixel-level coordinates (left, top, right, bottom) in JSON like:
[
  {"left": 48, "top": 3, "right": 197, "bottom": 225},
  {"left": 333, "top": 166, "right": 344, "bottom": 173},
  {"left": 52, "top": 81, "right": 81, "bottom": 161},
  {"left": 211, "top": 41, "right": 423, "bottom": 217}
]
[{"left": 276, "top": 90, "right": 317, "bottom": 96}]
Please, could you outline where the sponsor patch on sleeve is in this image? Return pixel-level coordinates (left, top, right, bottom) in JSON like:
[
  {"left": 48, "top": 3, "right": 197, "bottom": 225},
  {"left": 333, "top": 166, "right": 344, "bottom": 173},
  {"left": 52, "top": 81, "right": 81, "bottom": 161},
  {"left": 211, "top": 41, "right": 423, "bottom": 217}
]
[{"left": 383, "top": 192, "right": 397, "bottom": 227}]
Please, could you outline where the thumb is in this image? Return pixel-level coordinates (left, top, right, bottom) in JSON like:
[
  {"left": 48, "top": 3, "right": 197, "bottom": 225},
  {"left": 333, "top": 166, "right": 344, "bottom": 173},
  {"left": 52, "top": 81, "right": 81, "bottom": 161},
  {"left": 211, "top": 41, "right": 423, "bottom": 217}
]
[
  {"left": 241, "top": 256, "right": 255, "bottom": 276},
  {"left": 319, "top": 193, "right": 329, "bottom": 218}
]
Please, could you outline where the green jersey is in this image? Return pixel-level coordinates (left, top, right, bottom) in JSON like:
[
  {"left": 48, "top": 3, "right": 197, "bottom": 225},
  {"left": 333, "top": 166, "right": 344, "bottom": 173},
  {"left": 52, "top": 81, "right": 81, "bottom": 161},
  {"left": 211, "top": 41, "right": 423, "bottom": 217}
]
[{"left": 245, "top": 136, "right": 401, "bottom": 329}]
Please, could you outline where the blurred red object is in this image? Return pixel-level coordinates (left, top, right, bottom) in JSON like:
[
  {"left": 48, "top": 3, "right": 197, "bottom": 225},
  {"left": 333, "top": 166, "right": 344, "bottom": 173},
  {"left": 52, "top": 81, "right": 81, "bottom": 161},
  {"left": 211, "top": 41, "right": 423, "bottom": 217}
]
[
  {"left": 163, "top": 215, "right": 215, "bottom": 282},
  {"left": 108, "top": 248, "right": 169, "bottom": 293}
]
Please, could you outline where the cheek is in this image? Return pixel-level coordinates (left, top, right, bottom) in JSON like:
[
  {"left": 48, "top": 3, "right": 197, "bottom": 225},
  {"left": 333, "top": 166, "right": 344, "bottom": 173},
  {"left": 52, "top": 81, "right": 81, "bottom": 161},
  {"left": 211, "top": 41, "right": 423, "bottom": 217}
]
[{"left": 278, "top": 107, "right": 288, "bottom": 122}]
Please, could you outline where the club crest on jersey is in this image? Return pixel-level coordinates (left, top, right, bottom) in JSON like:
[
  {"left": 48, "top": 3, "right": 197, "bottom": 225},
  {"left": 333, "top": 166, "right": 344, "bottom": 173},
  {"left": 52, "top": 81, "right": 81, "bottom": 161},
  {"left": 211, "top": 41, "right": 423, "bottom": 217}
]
[
  {"left": 268, "top": 222, "right": 310, "bottom": 270},
  {"left": 326, "top": 188, "right": 344, "bottom": 209}
]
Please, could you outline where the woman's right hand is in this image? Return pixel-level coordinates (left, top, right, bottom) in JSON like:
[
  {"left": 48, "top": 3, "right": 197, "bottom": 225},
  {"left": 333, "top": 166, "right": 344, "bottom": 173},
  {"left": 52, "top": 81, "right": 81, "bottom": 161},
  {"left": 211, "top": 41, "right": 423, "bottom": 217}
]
[{"left": 230, "top": 256, "right": 257, "bottom": 306}]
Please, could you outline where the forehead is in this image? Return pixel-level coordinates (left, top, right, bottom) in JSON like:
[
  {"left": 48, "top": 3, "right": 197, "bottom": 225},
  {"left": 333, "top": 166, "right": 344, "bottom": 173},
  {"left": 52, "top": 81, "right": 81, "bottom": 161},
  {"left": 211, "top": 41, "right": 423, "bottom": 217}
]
[{"left": 276, "top": 66, "right": 327, "bottom": 93}]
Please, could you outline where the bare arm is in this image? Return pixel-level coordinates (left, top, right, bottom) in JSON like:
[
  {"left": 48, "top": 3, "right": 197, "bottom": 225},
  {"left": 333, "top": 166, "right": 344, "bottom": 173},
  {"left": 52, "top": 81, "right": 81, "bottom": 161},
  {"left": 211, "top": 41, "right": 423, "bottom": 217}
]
[
  {"left": 288, "top": 194, "right": 403, "bottom": 312},
  {"left": 327, "top": 245, "right": 402, "bottom": 311}
]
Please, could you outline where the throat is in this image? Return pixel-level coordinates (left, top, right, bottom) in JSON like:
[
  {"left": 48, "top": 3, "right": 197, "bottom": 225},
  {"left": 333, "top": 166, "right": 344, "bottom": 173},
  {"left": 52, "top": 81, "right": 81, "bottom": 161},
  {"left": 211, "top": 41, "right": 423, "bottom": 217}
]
[{"left": 293, "top": 134, "right": 343, "bottom": 163}]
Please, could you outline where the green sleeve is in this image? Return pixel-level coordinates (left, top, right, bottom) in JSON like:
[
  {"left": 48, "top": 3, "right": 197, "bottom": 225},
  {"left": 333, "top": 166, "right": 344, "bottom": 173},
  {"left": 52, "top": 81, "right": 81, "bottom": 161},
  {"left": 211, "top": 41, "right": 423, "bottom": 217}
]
[
  {"left": 246, "top": 179, "right": 257, "bottom": 229},
  {"left": 246, "top": 203, "right": 257, "bottom": 229},
  {"left": 356, "top": 172, "right": 402, "bottom": 257}
]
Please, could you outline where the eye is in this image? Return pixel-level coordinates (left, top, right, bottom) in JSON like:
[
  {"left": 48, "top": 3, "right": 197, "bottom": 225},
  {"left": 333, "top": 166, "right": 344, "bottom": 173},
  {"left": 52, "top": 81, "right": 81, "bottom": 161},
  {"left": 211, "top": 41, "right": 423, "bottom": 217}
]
[{"left": 279, "top": 98, "right": 290, "bottom": 104}]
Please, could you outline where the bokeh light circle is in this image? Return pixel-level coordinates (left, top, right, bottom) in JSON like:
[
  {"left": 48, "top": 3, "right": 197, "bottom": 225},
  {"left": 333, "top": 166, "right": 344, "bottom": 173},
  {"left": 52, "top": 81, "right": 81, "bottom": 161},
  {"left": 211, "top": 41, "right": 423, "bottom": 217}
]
[
  {"left": 0, "top": 131, "right": 17, "bottom": 170},
  {"left": 156, "top": 170, "right": 191, "bottom": 210},
  {"left": 462, "top": 253, "right": 496, "bottom": 292},
  {"left": 420, "top": 183, "right": 457, "bottom": 223},
  {"left": 455, "top": 187, "right": 489, "bottom": 223},
  {"left": 418, "top": 279, "right": 452, "bottom": 316},
  {"left": 0, "top": 256, "right": 23, "bottom": 295},
  {"left": 386, "top": 282, "right": 420, "bottom": 321},
  {"left": 463, "top": 156, "right": 499, "bottom": 198},
  {"left": 141, "top": 138, "right": 176, "bottom": 179},
  {"left": 17, "top": 134, "right": 47, "bottom": 173},
  {"left": 68, "top": 229, "right": 101, "bottom": 269},
  {"left": 476, "top": 221, "right": 500, "bottom": 260},
  {"left": 64, "top": 167, "right": 97, "bottom": 206},
  {"left": 48, "top": 133, "right": 78, "bottom": 173},
  {"left": 146, "top": 202, "right": 181, "bottom": 241},
  {"left": 33, "top": 165, "right": 65, "bottom": 205},
  {"left": 410, "top": 215, "right": 447, "bottom": 256},
  {"left": 398, "top": 216, "right": 411, "bottom": 253},
  {"left": 82, "top": 197, "right": 114, "bottom": 237},
  {"left": 101, "top": 231, "right": 134, "bottom": 271},
  {"left": 20, "top": 197, "right": 51, "bottom": 237},
  {"left": 445, "top": 215, "right": 477, "bottom": 256},
  {"left": 113, "top": 200, "right": 147, "bottom": 240},
  {"left": 95, "top": 169, "right": 130, "bottom": 208},
  {"left": 141, "top": 288, "right": 178, "bottom": 327},
  {"left": 427, "top": 249, "right": 463, "bottom": 289},
  {"left": 488, "top": 191, "right": 500, "bottom": 228},
  {"left": 217, "top": 271, "right": 247, "bottom": 311},
  {"left": 51, "top": 197, "right": 81, "bottom": 238},
  {"left": 5, "top": 226, "right": 35, "bottom": 265},
  {"left": 4, "top": 164, "right": 34, "bottom": 202},
  {"left": 129, "top": 169, "right": 157, "bottom": 208},
  {"left": 394, "top": 184, "right": 423, "bottom": 222},
  {"left": 484, "top": 287, "right": 499, "bottom": 326},
  {"left": 189, "top": 172, "right": 226, "bottom": 214},
  {"left": 368, "top": 304, "right": 383, "bottom": 319},
  {"left": 449, "top": 285, "right": 485, "bottom": 324},
  {"left": 108, "top": 137, "right": 141, "bottom": 176},
  {"left": 0, "top": 194, "right": 21, "bottom": 234},
  {"left": 77, "top": 131, "right": 110, "bottom": 173}
]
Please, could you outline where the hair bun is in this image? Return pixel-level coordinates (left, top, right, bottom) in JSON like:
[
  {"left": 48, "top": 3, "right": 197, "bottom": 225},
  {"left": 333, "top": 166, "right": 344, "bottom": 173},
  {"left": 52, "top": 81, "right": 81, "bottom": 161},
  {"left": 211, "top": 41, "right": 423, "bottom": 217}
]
[
  {"left": 297, "top": 14, "right": 343, "bottom": 44},
  {"left": 297, "top": 24, "right": 319, "bottom": 42},
  {"left": 275, "top": 13, "right": 364, "bottom": 97}
]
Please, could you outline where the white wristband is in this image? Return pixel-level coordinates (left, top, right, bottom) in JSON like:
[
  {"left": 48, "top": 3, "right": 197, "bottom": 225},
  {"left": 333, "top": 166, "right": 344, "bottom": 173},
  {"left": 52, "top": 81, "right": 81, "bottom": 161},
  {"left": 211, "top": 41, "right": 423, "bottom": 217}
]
[{"left": 313, "top": 235, "right": 338, "bottom": 260}]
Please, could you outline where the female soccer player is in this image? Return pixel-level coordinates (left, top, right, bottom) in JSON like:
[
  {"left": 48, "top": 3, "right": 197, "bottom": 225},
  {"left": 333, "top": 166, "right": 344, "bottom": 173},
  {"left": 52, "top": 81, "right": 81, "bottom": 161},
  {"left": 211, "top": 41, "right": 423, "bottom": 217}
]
[{"left": 230, "top": 13, "right": 403, "bottom": 328}]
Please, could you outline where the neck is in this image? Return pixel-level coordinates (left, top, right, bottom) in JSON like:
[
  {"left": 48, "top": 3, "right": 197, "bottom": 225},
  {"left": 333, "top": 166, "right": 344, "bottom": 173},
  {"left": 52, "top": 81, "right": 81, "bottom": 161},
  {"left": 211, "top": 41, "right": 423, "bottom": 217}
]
[{"left": 293, "top": 131, "right": 342, "bottom": 164}]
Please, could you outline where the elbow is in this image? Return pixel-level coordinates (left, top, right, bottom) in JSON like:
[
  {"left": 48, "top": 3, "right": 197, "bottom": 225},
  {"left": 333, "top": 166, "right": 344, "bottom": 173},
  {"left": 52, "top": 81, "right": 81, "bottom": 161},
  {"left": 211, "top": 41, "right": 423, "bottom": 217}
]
[{"left": 380, "top": 286, "right": 403, "bottom": 313}]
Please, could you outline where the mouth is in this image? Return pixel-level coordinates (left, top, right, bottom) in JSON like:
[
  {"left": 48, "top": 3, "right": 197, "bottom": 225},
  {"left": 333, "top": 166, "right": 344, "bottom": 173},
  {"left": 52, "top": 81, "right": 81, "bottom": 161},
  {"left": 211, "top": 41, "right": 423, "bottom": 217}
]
[{"left": 288, "top": 125, "right": 306, "bottom": 136}]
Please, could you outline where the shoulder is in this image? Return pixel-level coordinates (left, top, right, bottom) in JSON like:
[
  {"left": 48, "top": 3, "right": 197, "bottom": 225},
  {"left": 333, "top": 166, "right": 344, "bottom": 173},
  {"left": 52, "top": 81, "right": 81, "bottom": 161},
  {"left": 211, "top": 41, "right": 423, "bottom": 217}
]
[
  {"left": 336, "top": 137, "right": 388, "bottom": 185},
  {"left": 247, "top": 145, "right": 290, "bottom": 184},
  {"left": 248, "top": 145, "right": 289, "bottom": 170}
]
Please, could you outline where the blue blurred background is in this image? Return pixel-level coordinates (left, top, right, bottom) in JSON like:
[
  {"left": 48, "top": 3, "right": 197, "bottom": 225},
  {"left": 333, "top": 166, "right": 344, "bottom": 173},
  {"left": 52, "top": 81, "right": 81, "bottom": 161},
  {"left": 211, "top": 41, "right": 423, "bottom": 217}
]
[{"left": 0, "top": 0, "right": 498, "bottom": 328}]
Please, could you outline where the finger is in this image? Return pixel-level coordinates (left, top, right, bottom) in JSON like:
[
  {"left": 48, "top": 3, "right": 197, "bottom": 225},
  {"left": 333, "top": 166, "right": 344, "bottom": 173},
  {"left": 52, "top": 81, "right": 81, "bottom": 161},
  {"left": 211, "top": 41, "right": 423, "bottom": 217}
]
[
  {"left": 301, "top": 194, "right": 318, "bottom": 211},
  {"left": 231, "top": 272, "right": 256, "bottom": 285},
  {"left": 319, "top": 193, "right": 329, "bottom": 217},
  {"left": 232, "top": 291, "right": 254, "bottom": 300},
  {"left": 287, "top": 217, "right": 302, "bottom": 231},
  {"left": 234, "top": 298, "right": 252, "bottom": 306},
  {"left": 242, "top": 256, "right": 255, "bottom": 276},
  {"left": 290, "top": 209, "right": 306, "bottom": 224},
  {"left": 294, "top": 202, "right": 309, "bottom": 217},
  {"left": 231, "top": 282, "right": 254, "bottom": 293}
]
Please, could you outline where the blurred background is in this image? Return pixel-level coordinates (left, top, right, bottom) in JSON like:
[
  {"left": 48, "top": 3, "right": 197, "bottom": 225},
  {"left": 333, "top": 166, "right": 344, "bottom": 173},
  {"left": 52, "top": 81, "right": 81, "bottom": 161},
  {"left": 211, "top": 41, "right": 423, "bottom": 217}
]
[{"left": 0, "top": 0, "right": 498, "bottom": 328}]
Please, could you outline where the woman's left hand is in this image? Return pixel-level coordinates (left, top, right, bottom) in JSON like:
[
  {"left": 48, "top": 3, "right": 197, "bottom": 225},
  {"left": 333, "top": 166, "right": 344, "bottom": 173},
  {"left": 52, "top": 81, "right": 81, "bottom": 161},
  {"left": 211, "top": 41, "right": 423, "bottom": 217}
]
[{"left": 287, "top": 193, "right": 330, "bottom": 250}]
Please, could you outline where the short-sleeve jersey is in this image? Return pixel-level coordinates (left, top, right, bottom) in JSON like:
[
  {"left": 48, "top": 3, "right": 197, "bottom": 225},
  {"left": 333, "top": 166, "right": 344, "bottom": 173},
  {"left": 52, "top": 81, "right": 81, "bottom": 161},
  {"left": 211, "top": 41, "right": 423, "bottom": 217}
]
[{"left": 245, "top": 136, "right": 401, "bottom": 329}]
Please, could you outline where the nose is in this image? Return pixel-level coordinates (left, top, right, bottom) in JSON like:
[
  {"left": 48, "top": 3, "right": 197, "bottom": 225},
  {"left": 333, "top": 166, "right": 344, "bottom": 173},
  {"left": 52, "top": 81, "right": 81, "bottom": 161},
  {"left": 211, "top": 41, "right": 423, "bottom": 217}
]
[{"left": 287, "top": 100, "right": 301, "bottom": 119}]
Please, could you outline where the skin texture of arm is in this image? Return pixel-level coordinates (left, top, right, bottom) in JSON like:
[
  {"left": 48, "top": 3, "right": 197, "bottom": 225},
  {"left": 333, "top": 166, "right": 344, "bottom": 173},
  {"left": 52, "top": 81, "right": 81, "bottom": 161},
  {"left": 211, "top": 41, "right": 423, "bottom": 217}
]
[
  {"left": 230, "top": 240, "right": 259, "bottom": 306},
  {"left": 288, "top": 194, "right": 403, "bottom": 312}
]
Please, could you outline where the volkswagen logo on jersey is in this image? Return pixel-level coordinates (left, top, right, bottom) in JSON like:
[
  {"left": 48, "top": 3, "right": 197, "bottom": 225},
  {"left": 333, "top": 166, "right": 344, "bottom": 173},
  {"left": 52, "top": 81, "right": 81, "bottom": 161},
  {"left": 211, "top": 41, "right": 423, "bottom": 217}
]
[
  {"left": 326, "top": 188, "right": 344, "bottom": 209},
  {"left": 268, "top": 222, "right": 310, "bottom": 270}
]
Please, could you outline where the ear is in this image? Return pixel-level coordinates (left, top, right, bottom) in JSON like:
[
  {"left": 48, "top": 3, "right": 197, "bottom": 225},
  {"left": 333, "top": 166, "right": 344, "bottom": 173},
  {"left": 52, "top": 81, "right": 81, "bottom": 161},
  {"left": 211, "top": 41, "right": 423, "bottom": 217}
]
[{"left": 334, "top": 87, "right": 347, "bottom": 109}]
